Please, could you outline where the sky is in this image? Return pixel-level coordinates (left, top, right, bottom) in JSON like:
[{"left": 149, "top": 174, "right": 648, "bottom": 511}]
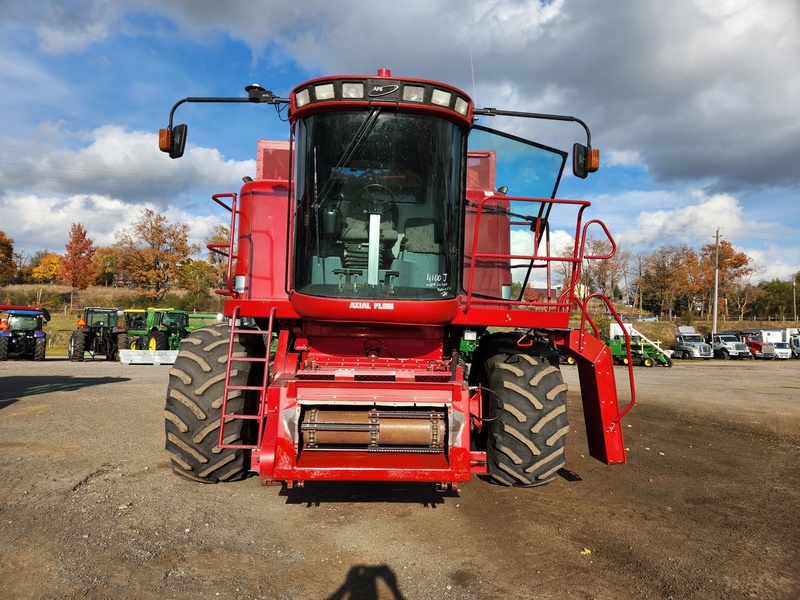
[{"left": 1, "top": 0, "right": 798, "bottom": 283}]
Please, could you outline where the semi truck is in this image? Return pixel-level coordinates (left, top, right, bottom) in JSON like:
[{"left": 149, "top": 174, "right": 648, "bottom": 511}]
[
  {"left": 673, "top": 326, "right": 712, "bottom": 360},
  {"left": 158, "top": 69, "right": 635, "bottom": 489}
]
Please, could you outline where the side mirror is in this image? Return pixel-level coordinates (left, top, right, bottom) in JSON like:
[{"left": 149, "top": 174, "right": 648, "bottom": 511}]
[
  {"left": 158, "top": 124, "right": 188, "bottom": 159},
  {"left": 572, "top": 143, "right": 600, "bottom": 179}
]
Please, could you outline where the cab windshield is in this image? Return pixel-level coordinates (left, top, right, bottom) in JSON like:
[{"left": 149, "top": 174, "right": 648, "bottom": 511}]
[
  {"left": 292, "top": 110, "right": 464, "bottom": 300},
  {"left": 8, "top": 315, "right": 39, "bottom": 330}
]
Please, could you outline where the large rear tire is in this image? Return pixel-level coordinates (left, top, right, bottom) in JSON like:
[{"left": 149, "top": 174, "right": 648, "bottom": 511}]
[
  {"left": 164, "top": 324, "right": 265, "bottom": 483},
  {"left": 483, "top": 342, "right": 569, "bottom": 487},
  {"left": 34, "top": 338, "right": 46, "bottom": 361},
  {"left": 0, "top": 337, "right": 8, "bottom": 361},
  {"left": 68, "top": 331, "right": 85, "bottom": 362},
  {"left": 116, "top": 334, "right": 129, "bottom": 361}
]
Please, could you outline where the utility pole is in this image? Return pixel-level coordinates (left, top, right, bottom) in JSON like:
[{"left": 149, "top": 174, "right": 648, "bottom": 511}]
[
  {"left": 794, "top": 278, "right": 797, "bottom": 322},
  {"left": 712, "top": 228, "right": 719, "bottom": 337}
]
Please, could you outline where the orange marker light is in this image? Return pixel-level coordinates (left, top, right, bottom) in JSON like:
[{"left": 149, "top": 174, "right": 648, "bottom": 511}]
[
  {"left": 158, "top": 128, "right": 172, "bottom": 152},
  {"left": 588, "top": 148, "right": 600, "bottom": 172}
]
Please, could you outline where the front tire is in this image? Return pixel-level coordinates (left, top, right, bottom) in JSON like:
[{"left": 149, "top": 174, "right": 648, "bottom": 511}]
[
  {"left": 164, "top": 324, "right": 265, "bottom": 483},
  {"left": 148, "top": 330, "right": 169, "bottom": 351},
  {"left": 482, "top": 342, "right": 569, "bottom": 487}
]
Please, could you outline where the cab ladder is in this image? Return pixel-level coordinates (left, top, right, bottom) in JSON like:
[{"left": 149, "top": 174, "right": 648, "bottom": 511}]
[{"left": 217, "top": 305, "right": 275, "bottom": 450}]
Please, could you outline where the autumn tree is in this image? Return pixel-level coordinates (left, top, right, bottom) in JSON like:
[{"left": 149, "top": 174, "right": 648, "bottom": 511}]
[
  {"left": 93, "top": 247, "right": 120, "bottom": 286},
  {"left": 205, "top": 224, "right": 230, "bottom": 286},
  {"left": 59, "top": 223, "right": 97, "bottom": 307},
  {"left": 639, "top": 244, "right": 699, "bottom": 317},
  {"left": 0, "top": 231, "right": 16, "bottom": 284},
  {"left": 698, "top": 240, "right": 753, "bottom": 318},
  {"left": 114, "top": 208, "right": 197, "bottom": 301},
  {"left": 31, "top": 253, "right": 62, "bottom": 283}
]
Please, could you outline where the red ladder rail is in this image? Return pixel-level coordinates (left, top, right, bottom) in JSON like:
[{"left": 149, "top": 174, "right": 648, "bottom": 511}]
[
  {"left": 207, "top": 192, "right": 239, "bottom": 298},
  {"left": 217, "top": 305, "right": 275, "bottom": 450}
]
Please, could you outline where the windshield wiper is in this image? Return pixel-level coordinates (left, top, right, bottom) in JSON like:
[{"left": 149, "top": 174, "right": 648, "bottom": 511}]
[{"left": 312, "top": 108, "right": 382, "bottom": 210}]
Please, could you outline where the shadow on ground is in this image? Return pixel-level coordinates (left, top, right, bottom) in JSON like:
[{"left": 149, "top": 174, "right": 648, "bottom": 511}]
[
  {"left": 279, "top": 480, "right": 459, "bottom": 507},
  {"left": 0, "top": 375, "right": 131, "bottom": 408}
]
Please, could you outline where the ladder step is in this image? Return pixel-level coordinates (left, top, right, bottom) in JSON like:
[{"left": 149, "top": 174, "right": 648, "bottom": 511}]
[
  {"left": 217, "top": 304, "right": 276, "bottom": 450},
  {"left": 222, "top": 414, "right": 262, "bottom": 421}
]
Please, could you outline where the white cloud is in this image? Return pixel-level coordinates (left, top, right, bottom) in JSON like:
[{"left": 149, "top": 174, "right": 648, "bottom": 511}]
[
  {"left": 606, "top": 150, "right": 643, "bottom": 168},
  {"left": 1, "top": 124, "right": 254, "bottom": 205}
]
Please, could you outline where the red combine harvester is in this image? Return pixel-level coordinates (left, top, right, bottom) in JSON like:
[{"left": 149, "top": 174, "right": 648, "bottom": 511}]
[{"left": 159, "top": 69, "right": 634, "bottom": 489}]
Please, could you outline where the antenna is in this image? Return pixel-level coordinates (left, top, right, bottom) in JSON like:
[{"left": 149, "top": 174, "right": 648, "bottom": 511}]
[{"left": 468, "top": 33, "right": 477, "bottom": 104}]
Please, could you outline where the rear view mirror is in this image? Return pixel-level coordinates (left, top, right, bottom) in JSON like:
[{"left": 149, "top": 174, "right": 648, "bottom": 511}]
[
  {"left": 158, "top": 124, "right": 188, "bottom": 159},
  {"left": 572, "top": 143, "right": 599, "bottom": 179}
]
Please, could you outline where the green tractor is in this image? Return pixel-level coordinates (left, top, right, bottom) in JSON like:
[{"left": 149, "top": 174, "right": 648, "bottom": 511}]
[
  {"left": 607, "top": 323, "right": 672, "bottom": 367},
  {"left": 121, "top": 308, "right": 193, "bottom": 352}
]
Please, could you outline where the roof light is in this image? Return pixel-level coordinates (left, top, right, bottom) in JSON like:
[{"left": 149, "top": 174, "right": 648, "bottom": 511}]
[
  {"left": 295, "top": 88, "right": 311, "bottom": 108},
  {"left": 342, "top": 82, "right": 364, "bottom": 98},
  {"left": 431, "top": 89, "right": 452, "bottom": 107},
  {"left": 403, "top": 85, "right": 425, "bottom": 102},
  {"left": 315, "top": 83, "right": 335, "bottom": 101},
  {"left": 454, "top": 97, "right": 469, "bottom": 115}
]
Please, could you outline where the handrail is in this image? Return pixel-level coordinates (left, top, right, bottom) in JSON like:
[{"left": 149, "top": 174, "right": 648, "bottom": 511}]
[
  {"left": 462, "top": 196, "right": 591, "bottom": 313},
  {"left": 210, "top": 193, "right": 239, "bottom": 298},
  {"left": 574, "top": 292, "right": 637, "bottom": 431}
]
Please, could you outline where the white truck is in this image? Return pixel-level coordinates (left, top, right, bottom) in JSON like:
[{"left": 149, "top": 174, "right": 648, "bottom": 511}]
[
  {"left": 743, "top": 328, "right": 794, "bottom": 360},
  {"left": 791, "top": 335, "right": 800, "bottom": 359},
  {"left": 712, "top": 333, "right": 752, "bottom": 360},
  {"left": 673, "top": 326, "right": 713, "bottom": 359}
]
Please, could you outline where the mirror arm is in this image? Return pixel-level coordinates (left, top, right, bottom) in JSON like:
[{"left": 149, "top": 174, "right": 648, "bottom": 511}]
[{"left": 473, "top": 108, "right": 592, "bottom": 149}]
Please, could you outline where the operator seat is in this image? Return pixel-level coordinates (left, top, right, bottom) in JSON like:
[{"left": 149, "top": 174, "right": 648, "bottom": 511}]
[{"left": 341, "top": 197, "right": 399, "bottom": 269}]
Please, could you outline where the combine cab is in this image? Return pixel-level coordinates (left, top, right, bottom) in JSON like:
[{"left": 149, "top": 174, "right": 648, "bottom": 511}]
[
  {"left": 0, "top": 305, "right": 50, "bottom": 361},
  {"left": 158, "top": 69, "right": 635, "bottom": 488}
]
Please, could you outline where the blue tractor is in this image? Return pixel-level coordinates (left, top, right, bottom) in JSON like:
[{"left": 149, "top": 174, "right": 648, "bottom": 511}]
[{"left": 0, "top": 305, "right": 51, "bottom": 361}]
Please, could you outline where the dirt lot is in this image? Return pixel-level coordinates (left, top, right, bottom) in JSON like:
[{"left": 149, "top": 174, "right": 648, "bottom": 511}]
[{"left": 1, "top": 357, "right": 798, "bottom": 599}]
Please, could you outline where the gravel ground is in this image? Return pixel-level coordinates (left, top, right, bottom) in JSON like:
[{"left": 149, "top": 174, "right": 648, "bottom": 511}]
[{"left": 0, "top": 356, "right": 798, "bottom": 599}]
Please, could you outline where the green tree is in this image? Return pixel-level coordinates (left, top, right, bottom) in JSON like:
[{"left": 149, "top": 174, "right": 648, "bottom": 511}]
[
  {"left": 179, "top": 258, "right": 217, "bottom": 310},
  {"left": 114, "top": 208, "right": 196, "bottom": 301}
]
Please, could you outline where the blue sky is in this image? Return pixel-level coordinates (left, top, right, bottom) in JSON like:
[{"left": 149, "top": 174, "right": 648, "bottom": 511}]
[{"left": 1, "top": 0, "right": 798, "bottom": 283}]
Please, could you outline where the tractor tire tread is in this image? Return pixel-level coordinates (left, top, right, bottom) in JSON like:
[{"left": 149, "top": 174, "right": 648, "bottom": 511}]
[
  {"left": 485, "top": 345, "right": 569, "bottom": 487},
  {"left": 164, "top": 323, "right": 263, "bottom": 483}
]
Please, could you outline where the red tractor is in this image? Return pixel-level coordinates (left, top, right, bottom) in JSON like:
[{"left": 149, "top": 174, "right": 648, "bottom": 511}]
[{"left": 159, "top": 69, "right": 634, "bottom": 489}]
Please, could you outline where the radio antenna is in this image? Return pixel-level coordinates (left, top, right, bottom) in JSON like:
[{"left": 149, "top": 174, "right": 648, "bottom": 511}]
[{"left": 468, "top": 33, "right": 477, "bottom": 104}]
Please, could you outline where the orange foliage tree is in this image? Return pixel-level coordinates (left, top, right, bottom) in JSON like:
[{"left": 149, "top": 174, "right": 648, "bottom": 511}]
[
  {"left": 59, "top": 223, "right": 97, "bottom": 306},
  {"left": 114, "top": 208, "right": 196, "bottom": 301}
]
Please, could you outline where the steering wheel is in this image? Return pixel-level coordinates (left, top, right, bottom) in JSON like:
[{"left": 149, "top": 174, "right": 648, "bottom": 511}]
[{"left": 356, "top": 183, "right": 396, "bottom": 214}]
